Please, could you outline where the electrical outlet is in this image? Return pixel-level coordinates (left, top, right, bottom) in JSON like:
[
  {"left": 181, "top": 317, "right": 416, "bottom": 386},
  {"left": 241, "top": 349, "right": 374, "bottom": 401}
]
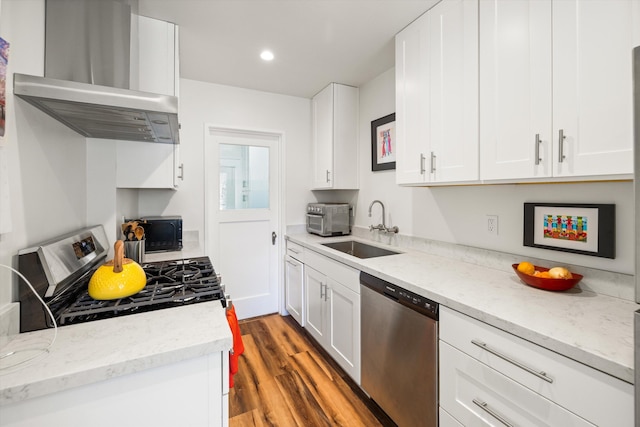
[{"left": 487, "top": 215, "right": 499, "bottom": 236}]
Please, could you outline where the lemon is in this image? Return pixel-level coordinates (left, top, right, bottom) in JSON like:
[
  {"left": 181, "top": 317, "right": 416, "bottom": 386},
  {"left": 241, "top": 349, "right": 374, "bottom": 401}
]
[{"left": 517, "top": 261, "right": 535, "bottom": 276}]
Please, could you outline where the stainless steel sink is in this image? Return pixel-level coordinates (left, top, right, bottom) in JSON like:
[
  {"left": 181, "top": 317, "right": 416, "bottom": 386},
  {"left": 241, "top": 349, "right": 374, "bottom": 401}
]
[{"left": 321, "top": 241, "right": 400, "bottom": 259}]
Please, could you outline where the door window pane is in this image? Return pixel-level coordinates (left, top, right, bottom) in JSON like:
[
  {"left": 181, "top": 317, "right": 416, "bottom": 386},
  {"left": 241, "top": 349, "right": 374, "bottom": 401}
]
[{"left": 220, "top": 144, "right": 269, "bottom": 210}]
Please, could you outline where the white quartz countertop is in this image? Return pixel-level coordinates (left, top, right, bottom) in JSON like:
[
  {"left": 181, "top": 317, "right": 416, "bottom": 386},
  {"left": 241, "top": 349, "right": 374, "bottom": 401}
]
[
  {"left": 0, "top": 301, "right": 232, "bottom": 405},
  {"left": 287, "top": 233, "right": 639, "bottom": 384}
]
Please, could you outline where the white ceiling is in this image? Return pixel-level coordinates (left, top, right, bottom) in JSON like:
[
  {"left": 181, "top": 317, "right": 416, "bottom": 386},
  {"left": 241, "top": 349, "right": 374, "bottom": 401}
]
[{"left": 138, "top": 0, "right": 438, "bottom": 98}]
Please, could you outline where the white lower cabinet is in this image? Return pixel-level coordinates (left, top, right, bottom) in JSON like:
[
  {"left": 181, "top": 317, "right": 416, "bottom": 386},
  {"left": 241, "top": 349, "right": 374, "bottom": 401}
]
[
  {"left": 440, "top": 342, "right": 595, "bottom": 426},
  {"left": 285, "top": 242, "right": 305, "bottom": 326},
  {"left": 440, "top": 408, "right": 464, "bottom": 427},
  {"left": 303, "top": 250, "right": 360, "bottom": 384},
  {"left": 439, "top": 306, "right": 633, "bottom": 427},
  {"left": 2, "top": 351, "right": 228, "bottom": 427}
]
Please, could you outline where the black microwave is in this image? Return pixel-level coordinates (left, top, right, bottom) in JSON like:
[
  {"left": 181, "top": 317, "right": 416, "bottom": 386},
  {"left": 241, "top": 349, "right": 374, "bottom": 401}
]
[{"left": 131, "top": 216, "right": 183, "bottom": 253}]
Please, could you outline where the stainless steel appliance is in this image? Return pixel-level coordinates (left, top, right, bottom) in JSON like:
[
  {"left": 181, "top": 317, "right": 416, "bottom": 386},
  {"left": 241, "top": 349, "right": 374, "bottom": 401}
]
[
  {"left": 13, "top": 0, "right": 179, "bottom": 143},
  {"left": 17, "top": 225, "right": 224, "bottom": 333},
  {"left": 306, "top": 203, "right": 351, "bottom": 237},
  {"left": 633, "top": 45, "right": 640, "bottom": 426},
  {"left": 360, "top": 272, "right": 439, "bottom": 427}
]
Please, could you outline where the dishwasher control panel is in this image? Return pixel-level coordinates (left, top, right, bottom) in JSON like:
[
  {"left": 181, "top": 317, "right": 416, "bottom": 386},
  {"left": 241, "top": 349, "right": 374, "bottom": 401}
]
[{"left": 360, "top": 271, "right": 439, "bottom": 320}]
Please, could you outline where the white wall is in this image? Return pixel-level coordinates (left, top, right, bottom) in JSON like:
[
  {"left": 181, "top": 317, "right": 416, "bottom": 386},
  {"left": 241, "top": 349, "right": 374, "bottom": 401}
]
[
  {"left": 138, "top": 78, "right": 313, "bottom": 250},
  {"left": 0, "top": 0, "right": 90, "bottom": 308},
  {"left": 356, "top": 67, "right": 635, "bottom": 274}
]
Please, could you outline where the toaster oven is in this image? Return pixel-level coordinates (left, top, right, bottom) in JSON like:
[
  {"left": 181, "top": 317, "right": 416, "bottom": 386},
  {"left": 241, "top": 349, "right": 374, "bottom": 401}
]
[{"left": 306, "top": 203, "right": 351, "bottom": 237}]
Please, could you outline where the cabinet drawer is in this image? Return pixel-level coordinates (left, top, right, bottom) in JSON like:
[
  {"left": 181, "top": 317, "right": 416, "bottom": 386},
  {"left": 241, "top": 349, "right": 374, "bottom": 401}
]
[
  {"left": 304, "top": 249, "right": 359, "bottom": 294},
  {"left": 440, "top": 342, "right": 595, "bottom": 427},
  {"left": 440, "top": 307, "right": 632, "bottom": 427},
  {"left": 439, "top": 408, "right": 463, "bottom": 427},
  {"left": 286, "top": 241, "right": 304, "bottom": 262}
]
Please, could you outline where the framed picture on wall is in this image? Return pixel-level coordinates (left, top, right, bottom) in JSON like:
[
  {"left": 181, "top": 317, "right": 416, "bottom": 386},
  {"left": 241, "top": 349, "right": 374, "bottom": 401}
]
[
  {"left": 523, "top": 203, "right": 615, "bottom": 258},
  {"left": 371, "top": 113, "right": 396, "bottom": 171}
]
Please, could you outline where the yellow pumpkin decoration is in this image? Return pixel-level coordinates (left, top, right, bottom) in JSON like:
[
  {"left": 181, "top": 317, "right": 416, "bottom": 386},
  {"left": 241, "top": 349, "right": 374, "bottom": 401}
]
[{"left": 88, "top": 240, "right": 146, "bottom": 300}]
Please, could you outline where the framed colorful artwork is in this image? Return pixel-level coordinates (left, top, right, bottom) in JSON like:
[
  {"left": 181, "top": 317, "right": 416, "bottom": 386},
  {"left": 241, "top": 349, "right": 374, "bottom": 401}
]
[
  {"left": 523, "top": 203, "right": 615, "bottom": 258},
  {"left": 371, "top": 113, "right": 395, "bottom": 171}
]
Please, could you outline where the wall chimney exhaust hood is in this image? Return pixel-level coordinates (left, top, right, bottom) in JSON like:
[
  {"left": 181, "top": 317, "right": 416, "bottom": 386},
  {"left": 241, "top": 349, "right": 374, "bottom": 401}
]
[{"left": 14, "top": 0, "right": 180, "bottom": 144}]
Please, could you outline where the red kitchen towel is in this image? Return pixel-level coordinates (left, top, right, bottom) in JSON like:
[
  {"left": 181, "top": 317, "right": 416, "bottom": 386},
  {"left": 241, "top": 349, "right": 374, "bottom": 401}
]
[{"left": 226, "top": 305, "right": 244, "bottom": 388}]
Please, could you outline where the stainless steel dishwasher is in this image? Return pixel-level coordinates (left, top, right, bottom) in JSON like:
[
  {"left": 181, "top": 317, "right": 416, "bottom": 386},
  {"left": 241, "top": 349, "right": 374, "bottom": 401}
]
[{"left": 360, "top": 272, "right": 438, "bottom": 427}]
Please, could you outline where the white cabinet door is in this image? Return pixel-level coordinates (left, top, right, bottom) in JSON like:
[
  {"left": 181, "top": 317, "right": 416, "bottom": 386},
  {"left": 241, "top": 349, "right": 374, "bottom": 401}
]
[
  {"left": 479, "top": 0, "right": 552, "bottom": 180},
  {"left": 311, "top": 83, "right": 358, "bottom": 190},
  {"left": 396, "top": 0, "right": 479, "bottom": 185},
  {"left": 552, "top": 0, "right": 637, "bottom": 177},
  {"left": 481, "top": 0, "right": 637, "bottom": 181},
  {"left": 326, "top": 277, "right": 360, "bottom": 383},
  {"left": 395, "top": 12, "right": 430, "bottom": 185},
  {"left": 285, "top": 256, "right": 304, "bottom": 326},
  {"left": 137, "top": 15, "right": 178, "bottom": 96},
  {"left": 116, "top": 140, "right": 180, "bottom": 189},
  {"left": 312, "top": 84, "right": 333, "bottom": 189},
  {"left": 304, "top": 266, "right": 326, "bottom": 344},
  {"left": 428, "top": 0, "right": 479, "bottom": 183}
]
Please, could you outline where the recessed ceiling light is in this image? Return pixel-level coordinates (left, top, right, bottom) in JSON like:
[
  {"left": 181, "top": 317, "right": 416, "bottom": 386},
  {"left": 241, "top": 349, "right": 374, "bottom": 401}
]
[{"left": 260, "top": 50, "right": 274, "bottom": 61}]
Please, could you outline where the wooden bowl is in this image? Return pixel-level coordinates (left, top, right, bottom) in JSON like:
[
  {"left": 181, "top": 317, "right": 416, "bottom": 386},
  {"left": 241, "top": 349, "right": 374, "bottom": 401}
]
[{"left": 512, "top": 264, "right": 583, "bottom": 292}]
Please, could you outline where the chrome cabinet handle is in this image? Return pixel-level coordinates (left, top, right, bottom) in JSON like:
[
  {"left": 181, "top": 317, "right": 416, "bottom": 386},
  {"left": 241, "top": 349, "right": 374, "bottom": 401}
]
[
  {"left": 324, "top": 284, "right": 329, "bottom": 301},
  {"left": 472, "top": 399, "right": 516, "bottom": 427},
  {"left": 288, "top": 248, "right": 300, "bottom": 254},
  {"left": 534, "top": 134, "right": 542, "bottom": 165},
  {"left": 177, "top": 163, "right": 184, "bottom": 180},
  {"left": 430, "top": 151, "right": 436, "bottom": 173},
  {"left": 420, "top": 153, "right": 426, "bottom": 175},
  {"left": 320, "top": 282, "right": 325, "bottom": 299},
  {"left": 558, "top": 129, "right": 566, "bottom": 163},
  {"left": 326, "top": 169, "right": 331, "bottom": 183},
  {"left": 471, "top": 340, "right": 553, "bottom": 383}
]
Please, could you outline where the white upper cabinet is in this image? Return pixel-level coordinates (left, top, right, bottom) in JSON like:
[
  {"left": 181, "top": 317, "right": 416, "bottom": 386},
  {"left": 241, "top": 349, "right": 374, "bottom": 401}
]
[
  {"left": 481, "top": 0, "right": 639, "bottom": 181},
  {"left": 135, "top": 15, "right": 180, "bottom": 97},
  {"left": 116, "top": 141, "right": 182, "bottom": 189},
  {"left": 396, "top": 12, "right": 430, "bottom": 184},
  {"left": 427, "top": 0, "right": 479, "bottom": 183},
  {"left": 552, "top": 0, "right": 638, "bottom": 178},
  {"left": 479, "top": 0, "right": 552, "bottom": 180},
  {"left": 118, "top": 16, "right": 182, "bottom": 190},
  {"left": 395, "top": 0, "right": 479, "bottom": 185},
  {"left": 312, "top": 83, "right": 359, "bottom": 190}
]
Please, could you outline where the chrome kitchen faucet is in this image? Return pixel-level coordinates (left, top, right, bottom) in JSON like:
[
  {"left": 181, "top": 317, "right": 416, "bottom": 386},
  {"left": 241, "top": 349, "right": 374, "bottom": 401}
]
[{"left": 368, "top": 200, "right": 399, "bottom": 233}]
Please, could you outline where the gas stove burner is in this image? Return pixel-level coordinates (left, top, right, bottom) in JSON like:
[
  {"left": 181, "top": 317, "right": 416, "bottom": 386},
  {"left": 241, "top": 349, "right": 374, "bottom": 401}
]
[
  {"left": 164, "top": 267, "right": 202, "bottom": 282},
  {"left": 55, "top": 256, "right": 225, "bottom": 326}
]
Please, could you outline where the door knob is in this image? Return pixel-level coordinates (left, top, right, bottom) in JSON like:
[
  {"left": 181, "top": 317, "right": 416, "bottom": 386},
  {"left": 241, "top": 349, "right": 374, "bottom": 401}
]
[{"left": 272, "top": 231, "right": 277, "bottom": 245}]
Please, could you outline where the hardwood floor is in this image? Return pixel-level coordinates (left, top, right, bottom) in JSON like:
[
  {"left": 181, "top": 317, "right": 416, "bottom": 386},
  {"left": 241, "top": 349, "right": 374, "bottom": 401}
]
[{"left": 229, "top": 314, "right": 395, "bottom": 427}]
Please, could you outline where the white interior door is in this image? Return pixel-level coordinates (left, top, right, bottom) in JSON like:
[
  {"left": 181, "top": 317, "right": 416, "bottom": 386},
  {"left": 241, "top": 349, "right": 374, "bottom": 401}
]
[{"left": 205, "top": 128, "right": 281, "bottom": 320}]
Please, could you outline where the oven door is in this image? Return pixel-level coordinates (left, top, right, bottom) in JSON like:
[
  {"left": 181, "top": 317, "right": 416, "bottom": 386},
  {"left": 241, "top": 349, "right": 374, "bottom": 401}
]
[{"left": 306, "top": 213, "right": 326, "bottom": 236}]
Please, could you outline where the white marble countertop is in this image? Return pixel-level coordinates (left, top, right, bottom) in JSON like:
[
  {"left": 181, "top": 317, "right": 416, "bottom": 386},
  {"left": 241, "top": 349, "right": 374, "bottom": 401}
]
[
  {"left": 287, "top": 233, "right": 639, "bottom": 384},
  {"left": 0, "top": 301, "right": 232, "bottom": 406}
]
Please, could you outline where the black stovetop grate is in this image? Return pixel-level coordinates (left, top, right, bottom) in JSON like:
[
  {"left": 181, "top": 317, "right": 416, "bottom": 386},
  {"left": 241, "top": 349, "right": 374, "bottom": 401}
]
[{"left": 55, "top": 256, "right": 225, "bottom": 326}]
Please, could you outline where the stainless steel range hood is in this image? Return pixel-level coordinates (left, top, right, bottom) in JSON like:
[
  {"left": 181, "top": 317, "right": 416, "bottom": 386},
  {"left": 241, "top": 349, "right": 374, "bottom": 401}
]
[{"left": 13, "top": 0, "right": 179, "bottom": 144}]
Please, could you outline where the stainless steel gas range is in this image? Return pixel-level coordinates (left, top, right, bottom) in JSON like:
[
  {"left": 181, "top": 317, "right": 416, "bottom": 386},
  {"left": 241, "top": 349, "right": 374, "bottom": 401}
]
[{"left": 16, "top": 225, "right": 226, "bottom": 333}]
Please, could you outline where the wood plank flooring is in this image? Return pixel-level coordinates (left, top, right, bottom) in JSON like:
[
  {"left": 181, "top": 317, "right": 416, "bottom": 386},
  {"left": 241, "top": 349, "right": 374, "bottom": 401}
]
[{"left": 229, "top": 314, "right": 395, "bottom": 427}]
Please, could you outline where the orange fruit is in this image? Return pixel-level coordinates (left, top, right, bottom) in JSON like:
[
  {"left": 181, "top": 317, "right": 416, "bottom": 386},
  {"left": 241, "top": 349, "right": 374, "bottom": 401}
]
[
  {"left": 538, "top": 271, "right": 551, "bottom": 278},
  {"left": 517, "top": 261, "right": 535, "bottom": 275}
]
